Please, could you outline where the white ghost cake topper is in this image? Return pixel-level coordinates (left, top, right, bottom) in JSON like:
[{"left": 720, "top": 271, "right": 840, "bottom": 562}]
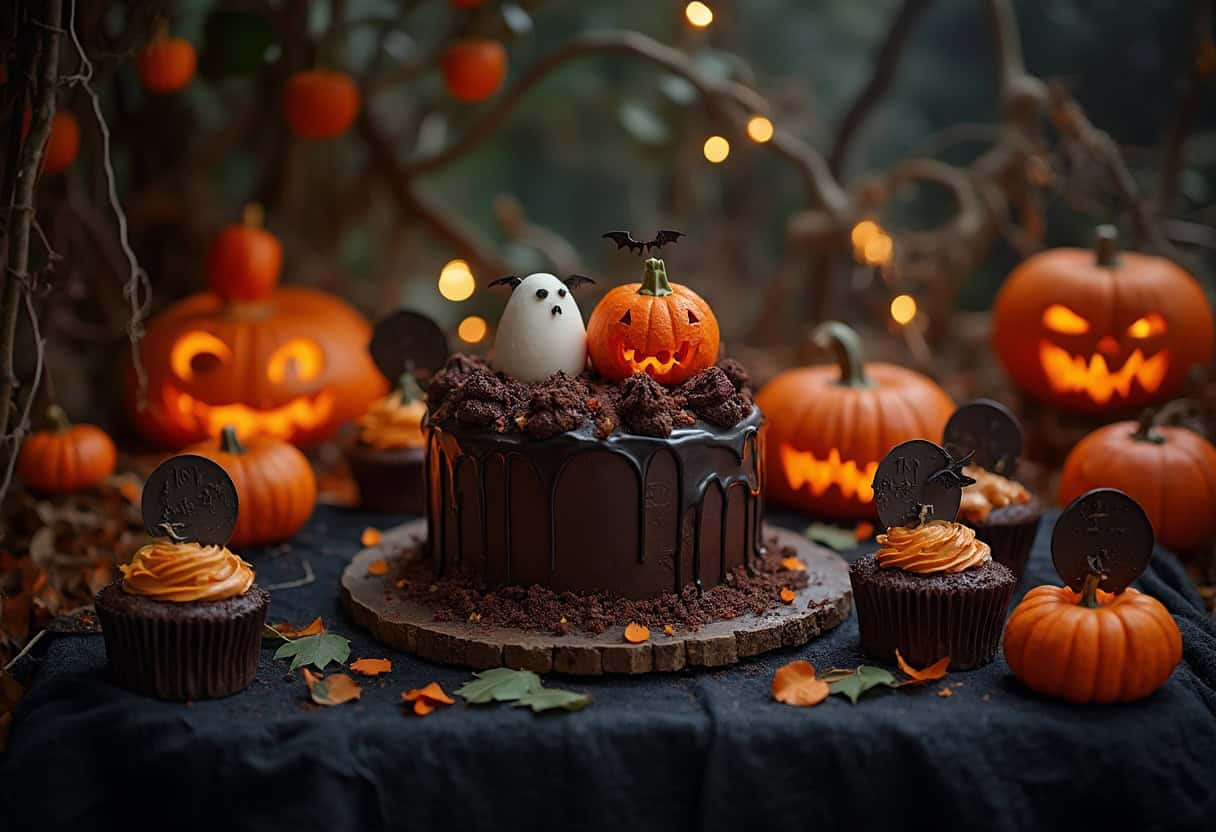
[{"left": 489, "top": 272, "right": 595, "bottom": 383}]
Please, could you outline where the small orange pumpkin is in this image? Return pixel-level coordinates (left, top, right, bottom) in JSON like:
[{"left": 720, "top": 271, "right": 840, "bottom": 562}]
[
  {"left": 441, "top": 38, "right": 507, "bottom": 103},
  {"left": 281, "top": 69, "right": 360, "bottom": 139},
  {"left": 1004, "top": 582, "right": 1181, "bottom": 704},
  {"left": 756, "top": 322, "right": 954, "bottom": 520},
  {"left": 993, "top": 225, "right": 1213, "bottom": 414},
  {"left": 205, "top": 204, "right": 283, "bottom": 302},
  {"left": 137, "top": 26, "right": 197, "bottom": 94},
  {"left": 188, "top": 425, "right": 316, "bottom": 547},
  {"left": 1058, "top": 412, "right": 1216, "bottom": 554},
  {"left": 17, "top": 405, "right": 117, "bottom": 494},
  {"left": 42, "top": 111, "right": 79, "bottom": 175},
  {"left": 586, "top": 256, "right": 719, "bottom": 385}
]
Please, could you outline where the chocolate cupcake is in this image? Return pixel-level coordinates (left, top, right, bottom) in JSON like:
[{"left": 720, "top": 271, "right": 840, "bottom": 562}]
[
  {"left": 852, "top": 439, "right": 1017, "bottom": 670},
  {"left": 346, "top": 375, "right": 429, "bottom": 515},
  {"left": 944, "top": 400, "right": 1041, "bottom": 578},
  {"left": 96, "top": 540, "right": 268, "bottom": 700},
  {"left": 958, "top": 467, "right": 1041, "bottom": 578},
  {"left": 850, "top": 522, "right": 1016, "bottom": 670}
]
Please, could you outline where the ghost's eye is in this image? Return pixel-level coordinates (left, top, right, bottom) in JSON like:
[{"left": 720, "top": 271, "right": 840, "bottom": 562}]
[
  {"left": 535, "top": 288, "right": 549, "bottom": 300},
  {"left": 558, "top": 288, "right": 567, "bottom": 298}
]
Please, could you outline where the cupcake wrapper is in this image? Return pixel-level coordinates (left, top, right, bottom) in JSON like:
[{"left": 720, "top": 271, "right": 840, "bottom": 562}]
[
  {"left": 850, "top": 571, "right": 1016, "bottom": 671},
  {"left": 973, "top": 517, "right": 1039, "bottom": 579},
  {"left": 347, "top": 449, "right": 427, "bottom": 515},
  {"left": 96, "top": 599, "right": 267, "bottom": 701}
]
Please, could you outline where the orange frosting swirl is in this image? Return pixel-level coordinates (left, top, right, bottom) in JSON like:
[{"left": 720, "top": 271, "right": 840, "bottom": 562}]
[
  {"left": 959, "top": 465, "right": 1030, "bottom": 522},
  {"left": 875, "top": 520, "right": 991, "bottom": 574},
  {"left": 119, "top": 540, "right": 255, "bottom": 602},
  {"left": 358, "top": 393, "right": 427, "bottom": 450}
]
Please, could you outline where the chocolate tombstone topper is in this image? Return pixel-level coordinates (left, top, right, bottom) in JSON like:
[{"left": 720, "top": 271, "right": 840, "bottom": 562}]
[
  {"left": 1051, "top": 488, "right": 1154, "bottom": 594},
  {"left": 369, "top": 309, "right": 450, "bottom": 386},
  {"left": 943, "top": 399, "right": 1023, "bottom": 475},
  {"left": 872, "top": 439, "right": 975, "bottom": 529},
  {"left": 142, "top": 455, "right": 239, "bottom": 546}
]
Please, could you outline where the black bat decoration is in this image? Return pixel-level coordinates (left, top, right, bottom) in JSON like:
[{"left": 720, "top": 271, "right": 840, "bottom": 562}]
[
  {"left": 927, "top": 449, "right": 978, "bottom": 491},
  {"left": 488, "top": 275, "right": 522, "bottom": 289},
  {"left": 601, "top": 229, "right": 685, "bottom": 255},
  {"left": 564, "top": 275, "right": 595, "bottom": 289}
]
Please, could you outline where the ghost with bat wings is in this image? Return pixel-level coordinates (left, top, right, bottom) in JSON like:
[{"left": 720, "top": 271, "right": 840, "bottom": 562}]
[{"left": 488, "top": 272, "right": 596, "bottom": 383}]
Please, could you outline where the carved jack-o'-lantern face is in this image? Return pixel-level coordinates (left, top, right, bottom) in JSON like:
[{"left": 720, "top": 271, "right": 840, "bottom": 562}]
[
  {"left": 993, "top": 227, "right": 1214, "bottom": 413},
  {"left": 127, "top": 288, "right": 386, "bottom": 449},
  {"left": 586, "top": 257, "right": 720, "bottom": 385}
]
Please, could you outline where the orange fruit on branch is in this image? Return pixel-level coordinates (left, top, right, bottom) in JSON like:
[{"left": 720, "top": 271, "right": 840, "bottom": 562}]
[
  {"left": 441, "top": 38, "right": 507, "bottom": 103},
  {"left": 282, "top": 69, "right": 361, "bottom": 139}
]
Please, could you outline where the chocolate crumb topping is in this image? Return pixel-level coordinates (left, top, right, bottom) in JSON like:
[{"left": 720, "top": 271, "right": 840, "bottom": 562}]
[{"left": 427, "top": 354, "right": 755, "bottom": 439}]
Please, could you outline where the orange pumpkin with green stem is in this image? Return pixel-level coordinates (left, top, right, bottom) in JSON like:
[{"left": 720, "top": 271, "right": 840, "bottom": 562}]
[
  {"left": 586, "top": 257, "right": 719, "bottom": 385},
  {"left": 992, "top": 225, "right": 1213, "bottom": 413},
  {"left": 17, "top": 405, "right": 117, "bottom": 494},
  {"left": 756, "top": 321, "right": 954, "bottom": 520},
  {"left": 137, "top": 22, "right": 197, "bottom": 94},
  {"left": 188, "top": 425, "right": 316, "bottom": 547}
]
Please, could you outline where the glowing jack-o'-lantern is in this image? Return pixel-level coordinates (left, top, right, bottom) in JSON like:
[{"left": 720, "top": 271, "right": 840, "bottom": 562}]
[
  {"left": 125, "top": 208, "right": 386, "bottom": 448},
  {"left": 993, "top": 226, "right": 1213, "bottom": 414},
  {"left": 756, "top": 322, "right": 954, "bottom": 520},
  {"left": 586, "top": 257, "right": 719, "bottom": 385}
]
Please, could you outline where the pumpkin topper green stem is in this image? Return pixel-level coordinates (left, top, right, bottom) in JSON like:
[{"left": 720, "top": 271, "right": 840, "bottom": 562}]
[
  {"left": 638, "top": 257, "right": 674, "bottom": 297},
  {"left": 46, "top": 404, "right": 70, "bottom": 433},
  {"left": 1079, "top": 572, "right": 1102, "bottom": 609},
  {"left": 813, "top": 321, "right": 870, "bottom": 388},
  {"left": 219, "top": 424, "right": 247, "bottom": 454},
  {"left": 1131, "top": 408, "right": 1165, "bottom": 444},
  {"left": 1094, "top": 225, "right": 1120, "bottom": 268}
]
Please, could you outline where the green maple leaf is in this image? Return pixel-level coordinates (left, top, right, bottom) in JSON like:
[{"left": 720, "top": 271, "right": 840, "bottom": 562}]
[
  {"left": 457, "top": 667, "right": 543, "bottom": 704},
  {"left": 805, "top": 523, "right": 858, "bottom": 552},
  {"left": 273, "top": 632, "right": 351, "bottom": 672},
  {"left": 827, "top": 665, "right": 899, "bottom": 704},
  {"left": 513, "top": 688, "right": 591, "bottom": 713}
]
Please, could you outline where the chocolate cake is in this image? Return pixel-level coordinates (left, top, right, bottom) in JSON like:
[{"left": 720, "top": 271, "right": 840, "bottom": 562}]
[{"left": 423, "top": 355, "right": 764, "bottom": 599}]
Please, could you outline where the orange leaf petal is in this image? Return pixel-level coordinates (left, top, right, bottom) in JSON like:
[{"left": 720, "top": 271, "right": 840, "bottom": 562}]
[
  {"left": 662, "top": 624, "right": 674, "bottom": 636},
  {"left": 350, "top": 658, "right": 392, "bottom": 677},
  {"left": 366, "top": 559, "right": 388, "bottom": 577},
  {"left": 780, "top": 556, "right": 806, "bottom": 571},
  {"left": 779, "top": 588, "right": 796, "bottom": 604},
  {"left": 272, "top": 616, "right": 324, "bottom": 638},
  {"left": 854, "top": 521, "right": 875, "bottom": 541},
  {"left": 896, "top": 649, "right": 950, "bottom": 685},
  {"left": 413, "top": 698, "right": 435, "bottom": 716},
  {"left": 303, "top": 669, "right": 362, "bottom": 706},
  {"left": 772, "top": 660, "right": 830, "bottom": 707},
  {"left": 623, "top": 622, "right": 650, "bottom": 644},
  {"left": 402, "top": 681, "right": 454, "bottom": 705},
  {"left": 937, "top": 686, "right": 954, "bottom": 698},
  {"left": 361, "top": 527, "right": 383, "bottom": 547}
]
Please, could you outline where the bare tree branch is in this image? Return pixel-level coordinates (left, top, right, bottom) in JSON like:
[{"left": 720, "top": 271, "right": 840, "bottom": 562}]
[
  {"left": 828, "top": 0, "right": 934, "bottom": 177},
  {"left": 1156, "top": 0, "right": 1214, "bottom": 215}
]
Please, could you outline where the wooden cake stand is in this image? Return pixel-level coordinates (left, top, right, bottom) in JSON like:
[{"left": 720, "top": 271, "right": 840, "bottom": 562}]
[{"left": 340, "top": 519, "right": 852, "bottom": 675}]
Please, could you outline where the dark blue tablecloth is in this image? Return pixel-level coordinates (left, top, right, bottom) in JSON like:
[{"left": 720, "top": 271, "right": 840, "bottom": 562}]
[{"left": 2, "top": 505, "right": 1214, "bottom": 832}]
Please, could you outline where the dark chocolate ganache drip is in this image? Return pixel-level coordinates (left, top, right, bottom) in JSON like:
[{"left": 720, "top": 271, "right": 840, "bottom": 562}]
[{"left": 425, "top": 407, "right": 765, "bottom": 598}]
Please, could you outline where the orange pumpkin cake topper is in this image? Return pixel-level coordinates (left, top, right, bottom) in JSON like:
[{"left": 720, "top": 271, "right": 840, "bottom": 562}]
[
  {"left": 587, "top": 230, "right": 719, "bottom": 385},
  {"left": 1004, "top": 488, "right": 1182, "bottom": 704},
  {"left": 992, "top": 225, "right": 1213, "bottom": 413}
]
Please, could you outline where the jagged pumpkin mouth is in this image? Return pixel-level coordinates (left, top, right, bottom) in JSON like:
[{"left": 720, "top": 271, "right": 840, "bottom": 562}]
[
  {"left": 779, "top": 445, "right": 877, "bottom": 502},
  {"left": 621, "top": 341, "right": 693, "bottom": 376},
  {"left": 1038, "top": 341, "right": 1169, "bottom": 405},
  {"left": 162, "top": 383, "right": 335, "bottom": 440}
]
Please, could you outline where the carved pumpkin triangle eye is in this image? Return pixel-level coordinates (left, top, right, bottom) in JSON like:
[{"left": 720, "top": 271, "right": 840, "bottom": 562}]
[
  {"left": 619, "top": 310, "right": 631, "bottom": 325},
  {"left": 1042, "top": 304, "right": 1090, "bottom": 334},
  {"left": 687, "top": 309, "right": 700, "bottom": 324}
]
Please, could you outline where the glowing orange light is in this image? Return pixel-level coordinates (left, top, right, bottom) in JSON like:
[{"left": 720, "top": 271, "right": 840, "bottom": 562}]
[
  {"left": 890, "top": 294, "right": 917, "bottom": 326},
  {"left": 1039, "top": 343, "right": 1169, "bottom": 405},
  {"left": 438, "top": 259, "right": 475, "bottom": 302},
  {"left": 703, "top": 135, "right": 730, "bottom": 163},
  {"left": 1042, "top": 304, "right": 1090, "bottom": 334},
  {"left": 862, "top": 233, "right": 893, "bottom": 266},
  {"left": 170, "top": 331, "right": 231, "bottom": 380},
  {"left": 458, "top": 315, "right": 488, "bottom": 343},
  {"left": 779, "top": 445, "right": 877, "bottom": 503},
  {"left": 851, "top": 220, "right": 880, "bottom": 248},
  {"left": 746, "top": 116, "right": 774, "bottom": 143},
  {"left": 685, "top": 2, "right": 713, "bottom": 27},
  {"left": 1127, "top": 313, "right": 1166, "bottom": 339},
  {"left": 267, "top": 338, "right": 325, "bottom": 383}
]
